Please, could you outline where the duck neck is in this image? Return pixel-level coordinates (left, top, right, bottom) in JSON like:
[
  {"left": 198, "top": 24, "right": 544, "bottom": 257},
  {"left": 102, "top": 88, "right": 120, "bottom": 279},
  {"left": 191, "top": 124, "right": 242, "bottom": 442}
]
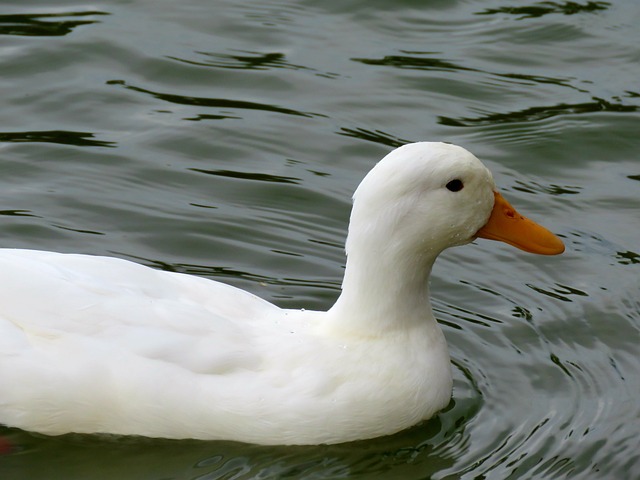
[{"left": 326, "top": 239, "right": 440, "bottom": 337}]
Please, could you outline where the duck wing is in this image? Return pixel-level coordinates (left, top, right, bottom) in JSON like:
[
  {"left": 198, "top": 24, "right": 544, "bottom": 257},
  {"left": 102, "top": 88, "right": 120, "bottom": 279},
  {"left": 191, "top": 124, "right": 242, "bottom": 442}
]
[{"left": 0, "top": 249, "right": 278, "bottom": 374}]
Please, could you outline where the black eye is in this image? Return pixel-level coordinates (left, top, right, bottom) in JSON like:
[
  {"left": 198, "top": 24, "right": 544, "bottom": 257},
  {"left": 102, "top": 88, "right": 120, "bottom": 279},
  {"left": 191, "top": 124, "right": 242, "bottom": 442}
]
[{"left": 446, "top": 179, "right": 464, "bottom": 192}]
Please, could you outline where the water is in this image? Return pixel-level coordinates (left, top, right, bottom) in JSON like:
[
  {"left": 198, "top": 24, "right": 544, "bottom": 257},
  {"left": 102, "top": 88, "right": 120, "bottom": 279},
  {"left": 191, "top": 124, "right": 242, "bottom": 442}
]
[{"left": 1, "top": 0, "right": 638, "bottom": 478}]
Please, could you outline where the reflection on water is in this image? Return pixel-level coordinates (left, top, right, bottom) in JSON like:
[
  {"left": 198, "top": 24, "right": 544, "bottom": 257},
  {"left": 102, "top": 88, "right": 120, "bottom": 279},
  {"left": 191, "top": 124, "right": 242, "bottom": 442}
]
[
  {"left": 169, "top": 50, "right": 312, "bottom": 72},
  {"left": 107, "top": 80, "right": 320, "bottom": 119},
  {"left": 338, "top": 128, "right": 411, "bottom": 148},
  {"left": 511, "top": 180, "right": 582, "bottom": 196},
  {"left": 476, "top": 1, "right": 611, "bottom": 19},
  {"left": 0, "top": 11, "right": 108, "bottom": 37},
  {"left": 0, "top": 130, "right": 114, "bottom": 148},
  {"left": 352, "top": 52, "right": 580, "bottom": 91},
  {"left": 0, "top": 0, "right": 639, "bottom": 478},
  {"left": 439, "top": 97, "right": 638, "bottom": 127},
  {"left": 189, "top": 168, "right": 301, "bottom": 184}
]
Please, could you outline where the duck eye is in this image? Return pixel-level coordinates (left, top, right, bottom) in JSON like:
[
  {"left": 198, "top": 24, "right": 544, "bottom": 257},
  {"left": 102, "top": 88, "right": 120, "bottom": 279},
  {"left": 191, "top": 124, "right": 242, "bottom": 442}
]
[{"left": 446, "top": 179, "right": 464, "bottom": 192}]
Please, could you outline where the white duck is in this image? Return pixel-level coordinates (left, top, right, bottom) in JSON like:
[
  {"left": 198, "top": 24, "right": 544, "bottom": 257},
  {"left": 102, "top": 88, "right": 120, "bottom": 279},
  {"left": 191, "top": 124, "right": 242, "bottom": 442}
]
[{"left": 0, "top": 142, "right": 564, "bottom": 445}]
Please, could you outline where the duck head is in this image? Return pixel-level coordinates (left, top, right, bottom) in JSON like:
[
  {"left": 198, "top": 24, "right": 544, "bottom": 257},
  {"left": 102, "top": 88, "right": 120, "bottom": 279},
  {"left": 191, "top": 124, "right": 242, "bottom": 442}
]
[{"left": 346, "top": 142, "right": 564, "bottom": 260}]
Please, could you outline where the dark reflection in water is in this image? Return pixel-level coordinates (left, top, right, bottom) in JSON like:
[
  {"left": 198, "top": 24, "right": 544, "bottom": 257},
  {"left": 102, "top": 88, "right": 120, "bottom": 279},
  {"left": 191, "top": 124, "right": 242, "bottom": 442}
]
[
  {"left": 476, "top": 1, "right": 610, "bottom": 20},
  {"left": 353, "top": 52, "right": 580, "bottom": 91},
  {"left": 0, "top": 11, "right": 109, "bottom": 37},
  {"left": 615, "top": 250, "right": 640, "bottom": 265},
  {"left": 435, "top": 303, "right": 501, "bottom": 329},
  {"left": 526, "top": 283, "right": 589, "bottom": 302},
  {"left": 184, "top": 113, "right": 241, "bottom": 121},
  {"left": 550, "top": 352, "right": 574, "bottom": 377},
  {"left": 512, "top": 305, "right": 534, "bottom": 321},
  {"left": 169, "top": 50, "right": 309, "bottom": 71},
  {"left": 512, "top": 180, "right": 582, "bottom": 196},
  {"left": 338, "top": 127, "right": 411, "bottom": 148},
  {"left": 0, "top": 130, "right": 115, "bottom": 148},
  {"left": 439, "top": 97, "right": 637, "bottom": 127},
  {"left": 353, "top": 55, "right": 472, "bottom": 73},
  {"left": 52, "top": 224, "right": 105, "bottom": 236},
  {"left": 107, "top": 80, "right": 320, "bottom": 119},
  {"left": 0, "top": 210, "right": 37, "bottom": 217},
  {"left": 189, "top": 168, "right": 300, "bottom": 185},
  {"left": 169, "top": 50, "right": 342, "bottom": 80}
]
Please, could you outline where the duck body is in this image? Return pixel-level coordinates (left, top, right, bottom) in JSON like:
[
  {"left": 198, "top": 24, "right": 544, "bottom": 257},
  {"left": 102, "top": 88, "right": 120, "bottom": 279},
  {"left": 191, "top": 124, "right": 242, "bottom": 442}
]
[
  {"left": 0, "top": 143, "right": 563, "bottom": 445},
  {"left": 0, "top": 250, "right": 451, "bottom": 445}
]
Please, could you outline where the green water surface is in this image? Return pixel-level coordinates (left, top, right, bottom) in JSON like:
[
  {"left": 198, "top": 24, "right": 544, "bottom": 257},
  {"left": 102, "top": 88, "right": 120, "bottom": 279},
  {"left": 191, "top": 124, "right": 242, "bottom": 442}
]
[{"left": 0, "top": 0, "right": 638, "bottom": 479}]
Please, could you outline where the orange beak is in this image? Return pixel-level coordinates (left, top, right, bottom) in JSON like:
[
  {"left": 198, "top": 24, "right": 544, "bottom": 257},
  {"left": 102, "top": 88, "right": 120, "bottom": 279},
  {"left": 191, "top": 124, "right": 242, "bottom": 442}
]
[{"left": 476, "top": 192, "right": 565, "bottom": 255}]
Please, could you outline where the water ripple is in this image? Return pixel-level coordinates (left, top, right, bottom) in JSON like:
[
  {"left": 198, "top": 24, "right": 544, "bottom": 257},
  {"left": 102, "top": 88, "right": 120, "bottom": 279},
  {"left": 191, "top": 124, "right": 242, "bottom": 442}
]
[
  {"left": 352, "top": 51, "right": 582, "bottom": 91},
  {"left": 337, "top": 127, "right": 412, "bottom": 148},
  {"left": 511, "top": 180, "right": 582, "bottom": 196},
  {"left": 0, "top": 209, "right": 37, "bottom": 217},
  {"left": 615, "top": 250, "right": 640, "bottom": 266},
  {"left": 353, "top": 54, "right": 473, "bottom": 73},
  {"left": 170, "top": 50, "right": 309, "bottom": 72},
  {"left": 476, "top": 1, "right": 611, "bottom": 20},
  {"left": 189, "top": 168, "right": 300, "bottom": 185},
  {"left": 0, "top": 11, "right": 109, "bottom": 37},
  {"left": 0, "top": 130, "right": 115, "bottom": 148},
  {"left": 107, "top": 80, "right": 320, "bottom": 119},
  {"left": 439, "top": 97, "right": 637, "bottom": 127}
]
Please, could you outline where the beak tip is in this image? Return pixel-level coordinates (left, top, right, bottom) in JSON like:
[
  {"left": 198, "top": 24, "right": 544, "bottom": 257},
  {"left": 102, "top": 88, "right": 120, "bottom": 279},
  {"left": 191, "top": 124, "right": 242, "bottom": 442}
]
[{"left": 548, "top": 238, "right": 565, "bottom": 255}]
